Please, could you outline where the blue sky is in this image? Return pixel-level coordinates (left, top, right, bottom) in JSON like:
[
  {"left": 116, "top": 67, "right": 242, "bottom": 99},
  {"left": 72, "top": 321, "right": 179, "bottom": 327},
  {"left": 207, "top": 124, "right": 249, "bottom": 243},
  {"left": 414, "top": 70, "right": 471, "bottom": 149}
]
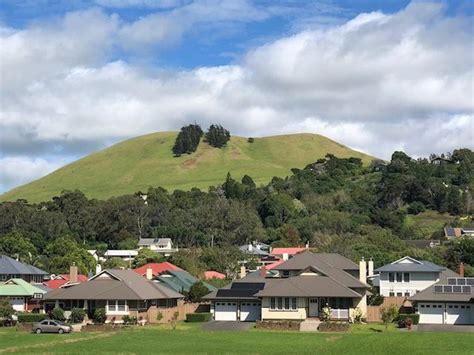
[{"left": 0, "top": 0, "right": 473, "bottom": 194}]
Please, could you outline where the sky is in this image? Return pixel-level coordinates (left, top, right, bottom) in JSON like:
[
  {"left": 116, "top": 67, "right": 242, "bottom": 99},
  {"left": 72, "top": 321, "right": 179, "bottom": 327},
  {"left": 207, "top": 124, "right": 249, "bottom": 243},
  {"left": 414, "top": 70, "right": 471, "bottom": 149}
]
[{"left": 0, "top": 0, "right": 473, "bottom": 194}]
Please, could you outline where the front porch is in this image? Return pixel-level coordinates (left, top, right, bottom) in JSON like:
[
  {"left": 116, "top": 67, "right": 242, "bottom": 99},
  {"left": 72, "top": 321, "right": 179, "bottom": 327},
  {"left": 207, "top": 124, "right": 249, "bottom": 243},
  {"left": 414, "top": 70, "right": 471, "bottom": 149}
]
[{"left": 307, "top": 297, "right": 353, "bottom": 320}]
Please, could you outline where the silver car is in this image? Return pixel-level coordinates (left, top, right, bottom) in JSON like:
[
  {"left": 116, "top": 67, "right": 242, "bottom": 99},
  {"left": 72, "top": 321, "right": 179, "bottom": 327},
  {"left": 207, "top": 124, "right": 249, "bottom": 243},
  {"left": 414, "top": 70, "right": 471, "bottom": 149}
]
[{"left": 32, "top": 320, "right": 72, "bottom": 334}]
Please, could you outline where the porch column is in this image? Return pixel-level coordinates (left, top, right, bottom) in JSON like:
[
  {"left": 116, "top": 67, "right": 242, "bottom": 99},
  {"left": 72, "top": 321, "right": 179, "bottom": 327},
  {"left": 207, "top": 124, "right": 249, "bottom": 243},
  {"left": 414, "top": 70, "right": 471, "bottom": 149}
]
[
  {"left": 83, "top": 300, "right": 88, "bottom": 311},
  {"left": 55, "top": 300, "right": 59, "bottom": 308}
]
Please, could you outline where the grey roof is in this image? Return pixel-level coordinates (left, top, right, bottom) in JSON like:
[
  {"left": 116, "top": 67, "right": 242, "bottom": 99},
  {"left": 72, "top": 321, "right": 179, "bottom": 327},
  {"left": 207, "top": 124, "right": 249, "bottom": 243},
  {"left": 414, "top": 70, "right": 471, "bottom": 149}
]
[
  {"left": 274, "top": 251, "right": 359, "bottom": 271},
  {"left": 238, "top": 245, "right": 270, "bottom": 256},
  {"left": 139, "top": 238, "right": 172, "bottom": 247},
  {"left": 0, "top": 255, "right": 48, "bottom": 276},
  {"left": 375, "top": 257, "right": 446, "bottom": 273},
  {"left": 138, "top": 238, "right": 155, "bottom": 246},
  {"left": 256, "top": 276, "right": 362, "bottom": 298},
  {"left": 410, "top": 281, "right": 472, "bottom": 303},
  {"left": 44, "top": 269, "right": 183, "bottom": 301}
]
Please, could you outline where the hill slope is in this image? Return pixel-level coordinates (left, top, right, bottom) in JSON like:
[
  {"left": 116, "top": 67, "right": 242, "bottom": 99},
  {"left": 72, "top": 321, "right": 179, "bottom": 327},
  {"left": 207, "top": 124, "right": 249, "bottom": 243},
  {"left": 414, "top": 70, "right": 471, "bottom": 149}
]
[{"left": 1, "top": 132, "right": 376, "bottom": 202}]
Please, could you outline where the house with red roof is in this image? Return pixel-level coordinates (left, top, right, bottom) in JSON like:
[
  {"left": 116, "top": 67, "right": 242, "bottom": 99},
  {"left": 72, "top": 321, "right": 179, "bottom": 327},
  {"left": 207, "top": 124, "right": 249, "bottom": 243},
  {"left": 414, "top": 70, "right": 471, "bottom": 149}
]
[
  {"left": 133, "top": 262, "right": 182, "bottom": 279},
  {"left": 44, "top": 265, "right": 88, "bottom": 289},
  {"left": 270, "top": 247, "right": 306, "bottom": 260},
  {"left": 204, "top": 271, "right": 226, "bottom": 280}
]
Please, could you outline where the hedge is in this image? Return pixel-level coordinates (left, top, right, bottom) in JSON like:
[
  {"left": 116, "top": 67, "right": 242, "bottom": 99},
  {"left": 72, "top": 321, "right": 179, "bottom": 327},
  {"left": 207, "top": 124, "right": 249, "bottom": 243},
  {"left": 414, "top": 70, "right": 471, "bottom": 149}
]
[
  {"left": 397, "top": 313, "right": 419, "bottom": 325},
  {"left": 185, "top": 313, "right": 212, "bottom": 322},
  {"left": 255, "top": 320, "right": 301, "bottom": 331},
  {"left": 18, "top": 313, "right": 47, "bottom": 323},
  {"left": 318, "top": 321, "right": 350, "bottom": 332}
]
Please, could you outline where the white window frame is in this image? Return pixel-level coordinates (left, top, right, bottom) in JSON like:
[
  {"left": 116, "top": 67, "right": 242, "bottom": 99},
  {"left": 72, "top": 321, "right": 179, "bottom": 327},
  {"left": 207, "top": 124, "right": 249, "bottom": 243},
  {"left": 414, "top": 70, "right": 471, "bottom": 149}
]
[
  {"left": 106, "top": 300, "right": 128, "bottom": 315},
  {"left": 269, "top": 297, "right": 297, "bottom": 311}
]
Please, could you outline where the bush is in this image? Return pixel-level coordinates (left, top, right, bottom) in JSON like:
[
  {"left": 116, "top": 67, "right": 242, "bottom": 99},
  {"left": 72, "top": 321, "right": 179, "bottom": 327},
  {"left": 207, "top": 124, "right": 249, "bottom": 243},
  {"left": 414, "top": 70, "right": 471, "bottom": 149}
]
[
  {"left": 17, "top": 313, "right": 46, "bottom": 323},
  {"left": 247, "top": 137, "right": 254, "bottom": 143},
  {"left": 407, "top": 202, "right": 426, "bottom": 215},
  {"left": 397, "top": 313, "right": 419, "bottom": 325},
  {"left": 318, "top": 321, "right": 350, "bottom": 332},
  {"left": 156, "top": 311, "right": 163, "bottom": 322},
  {"left": 0, "top": 299, "right": 14, "bottom": 319},
  {"left": 185, "top": 313, "right": 211, "bottom": 322},
  {"left": 50, "top": 307, "right": 65, "bottom": 322},
  {"left": 381, "top": 305, "right": 399, "bottom": 330},
  {"left": 256, "top": 320, "right": 301, "bottom": 331},
  {"left": 93, "top": 308, "right": 107, "bottom": 324},
  {"left": 70, "top": 308, "right": 85, "bottom": 324},
  {"left": 122, "top": 315, "right": 137, "bottom": 325},
  {"left": 185, "top": 281, "right": 209, "bottom": 303}
]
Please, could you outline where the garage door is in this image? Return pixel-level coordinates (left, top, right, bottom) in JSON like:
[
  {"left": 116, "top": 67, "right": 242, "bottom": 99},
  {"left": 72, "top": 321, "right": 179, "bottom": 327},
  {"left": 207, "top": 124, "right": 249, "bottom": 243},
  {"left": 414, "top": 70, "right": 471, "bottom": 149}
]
[
  {"left": 215, "top": 302, "right": 237, "bottom": 321},
  {"left": 240, "top": 302, "right": 261, "bottom": 321},
  {"left": 446, "top": 304, "right": 471, "bottom": 325},
  {"left": 418, "top": 303, "right": 443, "bottom": 324}
]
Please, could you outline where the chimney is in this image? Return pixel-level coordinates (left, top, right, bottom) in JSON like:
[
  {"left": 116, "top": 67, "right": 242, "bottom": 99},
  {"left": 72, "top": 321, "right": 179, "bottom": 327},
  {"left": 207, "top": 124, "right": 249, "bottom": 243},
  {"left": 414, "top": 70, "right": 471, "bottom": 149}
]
[
  {"left": 305, "top": 241, "right": 309, "bottom": 249},
  {"left": 69, "top": 263, "right": 78, "bottom": 284},
  {"left": 240, "top": 265, "right": 247, "bottom": 279},
  {"left": 146, "top": 268, "right": 153, "bottom": 280},
  {"left": 359, "top": 257, "right": 367, "bottom": 284},
  {"left": 368, "top": 258, "right": 374, "bottom": 277},
  {"left": 459, "top": 262, "right": 465, "bottom": 278},
  {"left": 95, "top": 263, "right": 102, "bottom": 275},
  {"left": 282, "top": 253, "right": 289, "bottom": 261},
  {"left": 260, "top": 266, "right": 267, "bottom": 278}
]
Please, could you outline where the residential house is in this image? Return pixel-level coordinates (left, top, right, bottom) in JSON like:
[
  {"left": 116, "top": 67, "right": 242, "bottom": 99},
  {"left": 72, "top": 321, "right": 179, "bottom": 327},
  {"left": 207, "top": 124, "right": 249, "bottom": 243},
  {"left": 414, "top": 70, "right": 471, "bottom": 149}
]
[
  {"left": 44, "top": 265, "right": 88, "bottom": 289},
  {"left": 0, "top": 278, "right": 48, "bottom": 312},
  {"left": 430, "top": 156, "right": 452, "bottom": 165},
  {"left": 103, "top": 250, "right": 138, "bottom": 262},
  {"left": 43, "top": 269, "right": 183, "bottom": 322},
  {"left": 133, "top": 262, "right": 182, "bottom": 279},
  {"left": 204, "top": 251, "right": 369, "bottom": 322},
  {"left": 204, "top": 271, "right": 226, "bottom": 280},
  {"left": 0, "top": 255, "right": 48, "bottom": 283},
  {"left": 155, "top": 270, "right": 216, "bottom": 294},
  {"left": 270, "top": 247, "right": 306, "bottom": 261},
  {"left": 462, "top": 227, "right": 474, "bottom": 237},
  {"left": 410, "top": 272, "right": 473, "bottom": 325},
  {"left": 444, "top": 227, "right": 463, "bottom": 240},
  {"left": 239, "top": 242, "right": 279, "bottom": 267},
  {"left": 404, "top": 240, "right": 441, "bottom": 249},
  {"left": 138, "top": 238, "right": 178, "bottom": 256},
  {"left": 375, "top": 256, "right": 458, "bottom": 297}
]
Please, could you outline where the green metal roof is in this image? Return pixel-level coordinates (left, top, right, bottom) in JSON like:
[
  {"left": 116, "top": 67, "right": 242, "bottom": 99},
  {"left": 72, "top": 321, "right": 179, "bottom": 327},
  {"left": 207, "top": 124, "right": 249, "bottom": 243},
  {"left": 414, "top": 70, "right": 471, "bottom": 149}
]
[
  {"left": 157, "top": 271, "right": 216, "bottom": 293},
  {"left": 0, "top": 279, "right": 47, "bottom": 296}
]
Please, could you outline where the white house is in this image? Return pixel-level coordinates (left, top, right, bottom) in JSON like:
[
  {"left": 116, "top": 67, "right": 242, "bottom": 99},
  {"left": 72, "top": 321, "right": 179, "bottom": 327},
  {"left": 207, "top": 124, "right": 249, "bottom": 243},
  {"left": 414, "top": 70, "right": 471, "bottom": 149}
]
[
  {"left": 103, "top": 250, "right": 138, "bottom": 262},
  {"left": 138, "top": 238, "right": 177, "bottom": 256},
  {"left": 411, "top": 277, "right": 473, "bottom": 325},
  {"left": 375, "top": 256, "right": 458, "bottom": 297}
]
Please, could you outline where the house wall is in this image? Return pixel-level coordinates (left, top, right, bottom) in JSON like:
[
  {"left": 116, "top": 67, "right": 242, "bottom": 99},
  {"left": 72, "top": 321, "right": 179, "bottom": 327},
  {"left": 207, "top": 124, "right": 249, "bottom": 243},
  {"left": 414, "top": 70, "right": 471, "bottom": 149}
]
[
  {"left": 379, "top": 272, "right": 439, "bottom": 297},
  {"left": 261, "top": 297, "right": 307, "bottom": 320}
]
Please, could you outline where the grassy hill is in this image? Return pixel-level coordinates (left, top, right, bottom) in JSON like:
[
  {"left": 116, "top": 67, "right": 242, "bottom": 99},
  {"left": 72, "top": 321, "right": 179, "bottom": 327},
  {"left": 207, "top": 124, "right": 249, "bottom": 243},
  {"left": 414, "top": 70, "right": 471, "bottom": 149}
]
[{"left": 1, "top": 132, "right": 376, "bottom": 203}]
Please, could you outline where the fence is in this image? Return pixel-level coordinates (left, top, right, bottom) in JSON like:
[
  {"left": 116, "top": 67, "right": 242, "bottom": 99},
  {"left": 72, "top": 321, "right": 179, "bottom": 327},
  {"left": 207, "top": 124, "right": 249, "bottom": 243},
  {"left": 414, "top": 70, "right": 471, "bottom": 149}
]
[
  {"left": 367, "top": 297, "right": 410, "bottom": 322},
  {"left": 331, "top": 309, "right": 349, "bottom": 320},
  {"left": 146, "top": 300, "right": 209, "bottom": 323}
]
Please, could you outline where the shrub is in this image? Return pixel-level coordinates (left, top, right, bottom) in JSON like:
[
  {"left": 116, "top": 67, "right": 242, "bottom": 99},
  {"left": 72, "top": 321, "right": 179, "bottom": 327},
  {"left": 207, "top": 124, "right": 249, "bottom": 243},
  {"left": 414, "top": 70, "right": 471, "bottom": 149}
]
[
  {"left": 407, "top": 202, "right": 426, "bottom": 215},
  {"left": 185, "top": 281, "right": 209, "bottom": 303},
  {"left": 185, "top": 313, "right": 211, "bottom": 322},
  {"left": 350, "top": 307, "right": 364, "bottom": 323},
  {"left": 156, "top": 311, "right": 163, "bottom": 322},
  {"left": 320, "top": 306, "right": 332, "bottom": 322},
  {"left": 255, "top": 320, "right": 301, "bottom": 331},
  {"left": 70, "top": 308, "right": 85, "bottom": 324},
  {"left": 122, "top": 315, "right": 137, "bottom": 325},
  {"left": 247, "top": 137, "right": 254, "bottom": 143},
  {"left": 381, "top": 305, "right": 398, "bottom": 330},
  {"left": 368, "top": 293, "right": 384, "bottom": 306},
  {"left": 50, "top": 307, "right": 65, "bottom": 322},
  {"left": 93, "top": 308, "right": 107, "bottom": 324},
  {"left": 17, "top": 313, "right": 46, "bottom": 323},
  {"left": 170, "top": 311, "right": 179, "bottom": 330},
  {"left": 318, "top": 321, "right": 350, "bottom": 332},
  {"left": 0, "top": 299, "right": 14, "bottom": 318},
  {"left": 397, "top": 313, "right": 419, "bottom": 325}
]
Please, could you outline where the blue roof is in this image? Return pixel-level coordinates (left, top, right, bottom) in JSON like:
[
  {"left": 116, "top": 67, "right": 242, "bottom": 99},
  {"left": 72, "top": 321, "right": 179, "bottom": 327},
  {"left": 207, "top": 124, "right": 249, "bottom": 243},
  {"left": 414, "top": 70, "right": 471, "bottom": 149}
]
[{"left": 0, "top": 255, "right": 48, "bottom": 276}]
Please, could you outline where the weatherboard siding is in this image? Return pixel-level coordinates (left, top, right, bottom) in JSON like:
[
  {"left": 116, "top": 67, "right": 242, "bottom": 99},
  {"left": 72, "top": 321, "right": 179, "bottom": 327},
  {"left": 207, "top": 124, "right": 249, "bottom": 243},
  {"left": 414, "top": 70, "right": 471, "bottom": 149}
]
[
  {"left": 261, "top": 297, "right": 307, "bottom": 320},
  {"left": 379, "top": 272, "right": 439, "bottom": 297}
]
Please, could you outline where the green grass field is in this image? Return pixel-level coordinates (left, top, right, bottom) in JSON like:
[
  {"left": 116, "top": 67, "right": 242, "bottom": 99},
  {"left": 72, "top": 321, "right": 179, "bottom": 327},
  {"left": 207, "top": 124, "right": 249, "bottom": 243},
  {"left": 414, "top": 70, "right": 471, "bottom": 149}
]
[
  {"left": 404, "top": 210, "right": 456, "bottom": 237},
  {"left": 1, "top": 132, "right": 375, "bottom": 203},
  {"left": 1, "top": 323, "right": 473, "bottom": 354}
]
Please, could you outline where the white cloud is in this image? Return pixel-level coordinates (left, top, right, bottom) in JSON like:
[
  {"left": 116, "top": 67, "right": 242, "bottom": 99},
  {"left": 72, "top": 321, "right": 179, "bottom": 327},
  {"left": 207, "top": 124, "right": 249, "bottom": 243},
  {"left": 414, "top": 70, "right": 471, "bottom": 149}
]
[
  {"left": 0, "top": 2, "right": 473, "bottom": 193},
  {"left": 0, "top": 157, "right": 63, "bottom": 192}
]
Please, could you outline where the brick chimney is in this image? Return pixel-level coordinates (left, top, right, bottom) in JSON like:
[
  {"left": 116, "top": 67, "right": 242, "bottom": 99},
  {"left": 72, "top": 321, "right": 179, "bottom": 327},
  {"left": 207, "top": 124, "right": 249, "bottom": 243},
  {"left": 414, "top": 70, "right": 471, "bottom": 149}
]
[
  {"left": 459, "top": 262, "right": 465, "bottom": 277},
  {"left": 69, "top": 263, "right": 78, "bottom": 284},
  {"left": 260, "top": 266, "right": 267, "bottom": 278},
  {"left": 240, "top": 265, "right": 247, "bottom": 279},
  {"left": 359, "top": 257, "right": 367, "bottom": 284},
  {"left": 146, "top": 268, "right": 153, "bottom": 280}
]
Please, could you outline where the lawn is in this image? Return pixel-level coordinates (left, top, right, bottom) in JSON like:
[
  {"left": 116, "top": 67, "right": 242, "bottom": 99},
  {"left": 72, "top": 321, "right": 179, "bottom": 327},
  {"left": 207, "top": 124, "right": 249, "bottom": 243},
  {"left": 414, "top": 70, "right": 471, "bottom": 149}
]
[{"left": 1, "top": 323, "right": 473, "bottom": 354}]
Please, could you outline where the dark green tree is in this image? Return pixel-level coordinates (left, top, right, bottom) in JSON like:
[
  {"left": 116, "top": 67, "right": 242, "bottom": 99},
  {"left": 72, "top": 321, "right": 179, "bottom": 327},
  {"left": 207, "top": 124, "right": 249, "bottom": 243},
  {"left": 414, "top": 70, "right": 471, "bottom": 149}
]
[
  {"left": 185, "top": 281, "right": 209, "bottom": 302},
  {"left": 205, "top": 124, "right": 230, "bottom": 148},
  {"left": 172, "top": 124, "right": 203, "bottom": 156}
]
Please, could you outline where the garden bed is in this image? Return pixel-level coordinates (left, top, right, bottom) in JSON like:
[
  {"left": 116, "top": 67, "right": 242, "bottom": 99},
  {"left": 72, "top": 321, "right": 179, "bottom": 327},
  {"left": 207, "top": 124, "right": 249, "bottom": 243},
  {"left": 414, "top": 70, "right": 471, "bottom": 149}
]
[{"left": 255, "top": 320, "right": 302, "bottom": 331}]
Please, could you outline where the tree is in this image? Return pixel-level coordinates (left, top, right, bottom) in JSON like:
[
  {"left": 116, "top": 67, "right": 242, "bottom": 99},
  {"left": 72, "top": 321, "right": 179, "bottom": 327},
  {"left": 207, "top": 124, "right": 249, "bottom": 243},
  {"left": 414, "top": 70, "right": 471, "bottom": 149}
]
[
  {"left": 0, "top": 299, "right": 14, "bottom": 318},
  {"left": 70, "top": 308, "right": 86, "bottom": 324},
  {"left": 0, "top": 231, "right": 37, "bottom": 263},
  {"left": 185, "top": 281, "right": 209, "bottom": 302},
  {"left": 241, "top": 175, "right": 256, "bottom": 189},
  {"left": 172, "top": 124, "right": 203, "bottom": 156},
  {"left": 51, "top": 307, "right": 66, "bottom": 321},
  {"left": 132, "top": 248, "right": 164, "bottom": 268},
  {"left": 381, "top": 304, "right": 398, "bottom": 330},
  {"left": 44, "top": 235, "right": 96, "bottom": 274},
  {"left": 205, "top": 124, "right": 230, "bottom": 148},
  {"left": 104, "top": 257, "right": 128, "bottom": 269}
]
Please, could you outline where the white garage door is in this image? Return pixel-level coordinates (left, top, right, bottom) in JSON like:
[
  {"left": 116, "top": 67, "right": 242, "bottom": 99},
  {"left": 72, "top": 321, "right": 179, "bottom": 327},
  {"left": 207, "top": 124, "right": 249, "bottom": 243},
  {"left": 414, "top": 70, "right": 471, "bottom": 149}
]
[
  {"left": 215, "top": 302, "right": 237, "bottom": 321},
  {"left": 446, "top": 304, "right": 471, "bottom": 325},
  {"left": 10, "top": 297, "right": 25, "bottom": 312},
  {"left": 418, "top": 303, "right": 443, "bottom": 324},
  {"left": 240, "top": 302, "right": 261, "bottom": 321}
]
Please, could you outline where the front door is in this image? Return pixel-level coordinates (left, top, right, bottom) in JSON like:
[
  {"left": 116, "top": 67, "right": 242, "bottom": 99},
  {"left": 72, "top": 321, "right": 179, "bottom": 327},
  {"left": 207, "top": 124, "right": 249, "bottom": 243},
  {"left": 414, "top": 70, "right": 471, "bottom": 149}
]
[{"left": 308, "top": 298, "right": 319, "bottom": 317}]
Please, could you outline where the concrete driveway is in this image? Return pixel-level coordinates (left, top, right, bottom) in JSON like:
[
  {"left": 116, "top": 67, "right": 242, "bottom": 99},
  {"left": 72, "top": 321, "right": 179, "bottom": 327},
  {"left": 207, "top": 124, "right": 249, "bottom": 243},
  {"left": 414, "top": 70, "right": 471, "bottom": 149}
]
[
  {"left": 202, "top": 321, "right": 255, "bottom": 331},
  {"left": 417, "top": 324, "right": 474, "bottom": 333}
]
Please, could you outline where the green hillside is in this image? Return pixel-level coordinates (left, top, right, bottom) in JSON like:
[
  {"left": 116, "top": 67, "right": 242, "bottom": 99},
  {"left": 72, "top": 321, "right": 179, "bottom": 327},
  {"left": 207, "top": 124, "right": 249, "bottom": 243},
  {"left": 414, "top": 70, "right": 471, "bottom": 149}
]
[{"left": 1, "top": 132, "right": 376, "bottom": 203}]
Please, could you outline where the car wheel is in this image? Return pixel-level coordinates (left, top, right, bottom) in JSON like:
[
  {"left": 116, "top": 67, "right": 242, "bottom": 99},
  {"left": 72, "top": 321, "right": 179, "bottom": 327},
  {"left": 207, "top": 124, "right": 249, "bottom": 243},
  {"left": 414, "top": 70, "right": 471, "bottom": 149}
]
[
  {"left": 35, "top": 328, "right": 42, "bottom": 334},
  {"left": 58, "top": 328, "right": 64, "bottom": 334}
]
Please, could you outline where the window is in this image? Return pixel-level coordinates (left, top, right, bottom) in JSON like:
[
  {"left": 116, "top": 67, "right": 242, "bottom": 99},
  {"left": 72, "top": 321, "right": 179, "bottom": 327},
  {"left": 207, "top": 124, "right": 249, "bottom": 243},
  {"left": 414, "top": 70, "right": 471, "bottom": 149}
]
[
  {"left": 388, "top": 273, "right": 394, "bottom": 282},
  {"left": 107, "top": 300, "right": 128, "bottom": 313},
  {"left": 270, "top": 297, "right": 297, "bottom": 311},
  {"left": 292, "top": 298, "right": 297, "bottom": 310},
  {"left": 396, "top": 292, "right": 402, "bottom": 297},
  {"left": 282, "top": 271, "right": 290, "bottom": 278},
  {"left": 389, "top": 292, "right": 394, "bottom": 297},
  {"left": 403, "top": 273, "right": 410, "bottom": 282},
  {"left": 270, "top": 298, "right": 275, "bottom": 309},
  {"left": 277, "top": 298, "right": 283, "bottom": 310},
  {"left": 396, "top": 273, "right": 402, "bottom": 282},
  {"left": 284, "top": 298, "right": 290, "bottom": 310},
  {"left": 404, "top": 292, "right": 410, "bottom": 297}
]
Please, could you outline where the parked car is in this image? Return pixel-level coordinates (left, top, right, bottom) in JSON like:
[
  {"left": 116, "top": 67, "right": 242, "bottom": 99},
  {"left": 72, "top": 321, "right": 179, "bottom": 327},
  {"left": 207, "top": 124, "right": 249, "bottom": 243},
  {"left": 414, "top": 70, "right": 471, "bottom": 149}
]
[{"left": 32, "top": 320, "right": 72, "bottom": 334}]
